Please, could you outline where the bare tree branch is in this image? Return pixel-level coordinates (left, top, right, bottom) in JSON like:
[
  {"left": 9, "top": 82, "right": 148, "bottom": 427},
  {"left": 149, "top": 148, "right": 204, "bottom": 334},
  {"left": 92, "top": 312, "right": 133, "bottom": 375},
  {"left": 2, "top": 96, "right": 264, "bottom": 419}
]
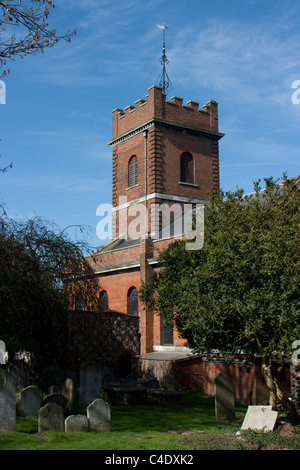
[{"left": 0, "top": 0, "right": 76, "bottom": 76}]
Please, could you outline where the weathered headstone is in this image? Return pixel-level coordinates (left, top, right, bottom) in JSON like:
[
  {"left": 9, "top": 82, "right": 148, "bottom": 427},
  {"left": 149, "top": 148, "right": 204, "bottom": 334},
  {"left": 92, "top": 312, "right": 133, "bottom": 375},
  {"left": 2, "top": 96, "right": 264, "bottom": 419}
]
[
  {"left": 0, "top": 367, "right": 17, "bottom": 431},
  {"left": 65, "top": 414, "right": 89, "bottom": 433},
  {"left": 87, "top": 398, "right": 111, "bottom": 431},
  {"left": 79, "top": 362, "right": 103, "bottom": 406},
  {"left": 214, "top": 372, "right": 235, "bottom": 421},
  {"left": 17, "top": 385, "right": 43, "bottom": 417},
  {"left": 0, "top": 340, "right": 8, "bottom": 365},
  {"left": 241, "top": 405, "right": 278, "bottom": 432},
  {"left": 38, "top": 403, "right": 64, "bottom": 433},
  {"left": 42, "top": 393, "right": 68, "bottom": 415},
  {"left": 62, "top": 378, "right": 74, "bottom": 412}
]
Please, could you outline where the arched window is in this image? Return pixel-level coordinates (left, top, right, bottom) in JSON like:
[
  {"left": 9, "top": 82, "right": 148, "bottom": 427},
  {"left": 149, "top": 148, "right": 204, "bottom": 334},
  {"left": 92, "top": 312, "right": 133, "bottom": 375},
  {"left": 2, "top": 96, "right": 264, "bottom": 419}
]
[
  {"left": 100, "top": 290, "right": 109, "bottom": 311},
  {"left": 128, "top": 287, "right": 138, "bottom": 316},
  {"left": 162, "top": 316, "right": 173, "bottom": 345},
  {"left": 128, "top": 155, "right": 138, "bottom": 187},
  {"left": 180, "top": 152, "right": 194, "bottom": 184}
]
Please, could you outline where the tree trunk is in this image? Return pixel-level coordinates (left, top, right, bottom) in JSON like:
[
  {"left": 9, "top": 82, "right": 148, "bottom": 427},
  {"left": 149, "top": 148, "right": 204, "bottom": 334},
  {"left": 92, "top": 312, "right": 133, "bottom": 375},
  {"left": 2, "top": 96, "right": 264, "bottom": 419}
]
[
  {"left": 256, "top": 336, "right": 300, "bottom": 423},
  {"left": 274, "top": 377, "right": 300, "bottom": 424},
  {"left": 261, "top": 358, "right": 300, "bottom": 424},
  {"left": 261, "top": 361, "right": 277, "bottom": 409}
]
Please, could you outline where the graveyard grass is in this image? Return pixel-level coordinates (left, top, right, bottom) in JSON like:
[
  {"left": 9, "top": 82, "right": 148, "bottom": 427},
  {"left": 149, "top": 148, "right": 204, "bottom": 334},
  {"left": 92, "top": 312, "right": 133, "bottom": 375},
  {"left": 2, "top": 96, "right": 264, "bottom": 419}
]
[{"left": 0, "top": 392, "right": 300, "bottom": 450}]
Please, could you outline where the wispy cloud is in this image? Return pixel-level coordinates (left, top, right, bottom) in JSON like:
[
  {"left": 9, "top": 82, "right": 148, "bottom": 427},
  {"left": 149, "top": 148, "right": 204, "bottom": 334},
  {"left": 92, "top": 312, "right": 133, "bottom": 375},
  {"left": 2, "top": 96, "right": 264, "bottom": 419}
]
[
  {"left": 28, "top": 0, "right": 300, "bottom": 119},
  {"left": 22, "top": 128, "right": 110, "bottom": 162},
  {"left": 169, "top": 16, "right": 300, "bottom": 109},
  {"left": 1, "top": 172, "right": 110, "bottom": 193},
  {"left": 25, "top": 0, "right": 166, "bottom": 86}
]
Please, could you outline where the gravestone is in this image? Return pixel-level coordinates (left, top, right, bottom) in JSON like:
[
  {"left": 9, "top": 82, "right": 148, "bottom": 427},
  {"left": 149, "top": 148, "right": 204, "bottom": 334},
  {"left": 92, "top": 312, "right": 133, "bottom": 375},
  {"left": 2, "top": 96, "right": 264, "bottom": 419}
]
[
  {"left": 241, "top": 405, "right": 278, "bottom": 432},
  {"left": 42, "top": 393, "right": 68, "bottom": 415},
  {"left": 87, "top": 398, "right": 111, "bottom": 431},
  {"left": 38, "top": 403, "right": 64, "bottom": 433},
  {"left": 17, "top": 385, "right": 43, "bottom": 417},
  {"left": 0, "top": 340, "right": 7, "bottom": 365},
  {"left": 65, "top": 414, "right": 89, "bottom": 433},
  {"left": 79, "top": 362, "right": 103, "bottom": 406},
  {"left": 62, "top": 378, "right": 74, "bottom": 412},
  {"left": 214, "top": 372, "right": 235, "bottom": 421},
  {"left": 0, "top": 367, "right": 17, "bottom": 431}
]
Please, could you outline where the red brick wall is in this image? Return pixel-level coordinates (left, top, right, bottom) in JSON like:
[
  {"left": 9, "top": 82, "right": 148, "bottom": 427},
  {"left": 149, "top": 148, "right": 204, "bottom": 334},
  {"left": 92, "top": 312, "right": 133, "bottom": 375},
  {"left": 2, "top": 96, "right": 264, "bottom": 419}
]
[
  {"left": 97, "top": 269, "right": 140, "bottom": 315},
  {"left": 111, "top": 86, "right": 222, "bottom": 239},
  {"left": 174, "top": 356, "right": 291, "bottom": 405},
  {"left": 92, "top": 85, "right": 223, "bottom": 352},
  {"left": 112, "top": 131, "right": 146, "bottom": 209},
  {"left": 88, "top": 235, "right": 188, "bottom": 353},
  {"left": 149, "top": 126, "right": 219, "bottom": 198},
  {"left": 111, "top": 86, "right": 218, "bottom": 138}
]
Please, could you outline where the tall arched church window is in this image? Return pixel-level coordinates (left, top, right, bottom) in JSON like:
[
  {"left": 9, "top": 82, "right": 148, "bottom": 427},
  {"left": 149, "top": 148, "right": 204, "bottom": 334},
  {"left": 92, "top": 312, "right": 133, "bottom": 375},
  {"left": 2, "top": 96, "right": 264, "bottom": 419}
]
[
  {"left": 128, "top": 287, "right": 138, "bottom": 316},
  {"left": 162, "top": 318, "right": 174, "bottom": 345},
  {"left": 128, "top": 155, "right": 138, "bottom": 187},
  {"left": 100, "top": 290, "right": 109, "bottom": 311},
  {"left": 180, "top": 152, "right": 194, "bottom": 184}
]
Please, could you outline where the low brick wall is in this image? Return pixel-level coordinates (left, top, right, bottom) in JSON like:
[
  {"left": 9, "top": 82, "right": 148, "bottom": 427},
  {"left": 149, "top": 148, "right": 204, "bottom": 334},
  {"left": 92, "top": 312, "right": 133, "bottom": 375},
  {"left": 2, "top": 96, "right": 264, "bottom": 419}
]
[
  {"left": 64, "top": 310, "right": 140, "bottom": 370},
  {"left": 174, "top": 356, "right": 291, "bottom": 406}
]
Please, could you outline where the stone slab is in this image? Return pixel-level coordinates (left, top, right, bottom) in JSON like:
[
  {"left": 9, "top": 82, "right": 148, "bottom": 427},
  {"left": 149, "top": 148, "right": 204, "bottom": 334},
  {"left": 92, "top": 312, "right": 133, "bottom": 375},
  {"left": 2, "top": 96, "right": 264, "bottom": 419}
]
[
  {"left": 42, "top": 393, "right": 68, "bottom": 415},
  {"left": 62, "top": 378, "right": 74, "bottom": 412},
  {"left": 241, "top": 405, "right": 278, "bottom": 432},
  {"left": 17, "top": 385, "right": 43, "bottom": 417},
  {"left": 214, "top": 372, "right": 235, "bottom": 421},
  {"left": 65, "top": 414, "right": 89, "bottom": 433},
  {"left": 87, "top": 398, "right": 111, "bottom": 431},
  {"left": 38, "top": 403, "right": 64, "bottom": 433},
  {"left": 0, "top": 368, "right": 17, "bottom": 432},
  {"left": 79, "top": 362, "right": 103, "bottom": 406}
]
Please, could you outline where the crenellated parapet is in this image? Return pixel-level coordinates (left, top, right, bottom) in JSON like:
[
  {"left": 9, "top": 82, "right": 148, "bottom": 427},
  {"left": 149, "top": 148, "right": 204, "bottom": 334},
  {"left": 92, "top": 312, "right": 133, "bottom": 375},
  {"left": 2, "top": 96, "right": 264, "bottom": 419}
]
[{"left": 111, "top": 85, "right": 221, "bottom": 141}]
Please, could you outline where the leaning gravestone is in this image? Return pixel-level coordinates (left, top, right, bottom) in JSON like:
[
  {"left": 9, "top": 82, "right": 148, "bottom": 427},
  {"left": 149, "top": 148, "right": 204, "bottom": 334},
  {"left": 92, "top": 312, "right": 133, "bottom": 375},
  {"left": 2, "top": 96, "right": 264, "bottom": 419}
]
[
  {"left": 38, "top": 403, "right": 64, "bottom": 433},
  {"left": 241, "top": 405, "right": 278, "bottom": 432},
  {"left": 17, "top": 385, "right": 43, "bottom": 417},
  {"left": 65, "top": 414, "right": 89, "bottom": 433},
  {"left": 87, "top": 398, "right": 111, "bottom": 431},
  {"left": 214, "top": 371, "right": 235, "bottom": 421},
  {"left": 0, "top": 367, "right": 17, "bottom": 431}
]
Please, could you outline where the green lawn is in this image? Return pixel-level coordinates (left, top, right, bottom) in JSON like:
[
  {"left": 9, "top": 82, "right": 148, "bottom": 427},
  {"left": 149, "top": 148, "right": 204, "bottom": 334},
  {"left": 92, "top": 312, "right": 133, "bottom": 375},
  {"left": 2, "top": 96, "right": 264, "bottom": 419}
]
[{"left": 0, "top": 392, "right": 299, "bottom": 451}]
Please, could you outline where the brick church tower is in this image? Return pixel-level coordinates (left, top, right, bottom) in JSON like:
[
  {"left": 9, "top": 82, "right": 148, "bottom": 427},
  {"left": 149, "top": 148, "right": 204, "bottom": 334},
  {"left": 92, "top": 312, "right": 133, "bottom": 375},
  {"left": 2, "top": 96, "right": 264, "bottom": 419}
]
[
  {"left": 108, "top": 85, "right": 223, "bottom": 240},
  {"left": 92, "top": 85, "right": 224, "bottom": 355}
]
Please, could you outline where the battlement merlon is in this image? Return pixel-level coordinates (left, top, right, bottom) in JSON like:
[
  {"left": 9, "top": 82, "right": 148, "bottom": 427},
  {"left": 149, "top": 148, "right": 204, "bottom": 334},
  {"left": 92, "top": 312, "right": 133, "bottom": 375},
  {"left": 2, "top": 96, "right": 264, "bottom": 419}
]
[{"left": 111, "top": 85, "right": 220, "bottom": 139}]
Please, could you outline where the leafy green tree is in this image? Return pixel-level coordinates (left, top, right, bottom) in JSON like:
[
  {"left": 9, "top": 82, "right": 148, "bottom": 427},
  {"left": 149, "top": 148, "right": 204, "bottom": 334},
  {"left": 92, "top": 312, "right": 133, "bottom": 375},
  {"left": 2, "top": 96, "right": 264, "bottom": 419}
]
[
  {"left": 0, "top": 209, "right": 101, "bottom": 369},
  {"left": 141, "top": 176, "right": 300, "bottom": 422}
]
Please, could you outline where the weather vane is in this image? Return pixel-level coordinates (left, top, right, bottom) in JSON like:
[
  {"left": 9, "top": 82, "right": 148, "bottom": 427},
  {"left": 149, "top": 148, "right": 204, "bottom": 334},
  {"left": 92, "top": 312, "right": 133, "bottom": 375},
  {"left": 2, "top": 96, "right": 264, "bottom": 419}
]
[{"left": 157, "top": 24, "right": 171, "bottom": 94}]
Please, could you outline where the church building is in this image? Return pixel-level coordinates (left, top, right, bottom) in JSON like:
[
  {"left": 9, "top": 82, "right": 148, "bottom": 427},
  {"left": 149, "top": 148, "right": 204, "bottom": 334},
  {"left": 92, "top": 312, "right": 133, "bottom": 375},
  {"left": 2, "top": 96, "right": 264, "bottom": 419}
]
[
  {"left": 87, "top": 83, "right": 224, "bottom": 359},
  {"left": 82, "top": 67, "right": 295, "bottom": 407}
]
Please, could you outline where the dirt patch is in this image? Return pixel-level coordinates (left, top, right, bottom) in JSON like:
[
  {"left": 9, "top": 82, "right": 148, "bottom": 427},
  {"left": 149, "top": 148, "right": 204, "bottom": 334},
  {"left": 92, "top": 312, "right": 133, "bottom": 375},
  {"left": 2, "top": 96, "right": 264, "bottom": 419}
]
[
  {"left": 278, "top": 422, "right": 296, "bottom": 438},
  {"left": 179, "top": 423, "right": 300, "bottom": 451},
  {"left": 180, "top": 430, "right": 245, "bottom": 450}
]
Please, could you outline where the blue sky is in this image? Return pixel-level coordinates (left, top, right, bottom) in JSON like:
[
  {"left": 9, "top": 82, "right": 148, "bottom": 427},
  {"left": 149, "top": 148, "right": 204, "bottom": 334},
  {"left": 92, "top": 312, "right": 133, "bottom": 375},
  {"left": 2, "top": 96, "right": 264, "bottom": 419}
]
[{"left": 1, "top": 0, "right": 299, "bottom": 250}]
